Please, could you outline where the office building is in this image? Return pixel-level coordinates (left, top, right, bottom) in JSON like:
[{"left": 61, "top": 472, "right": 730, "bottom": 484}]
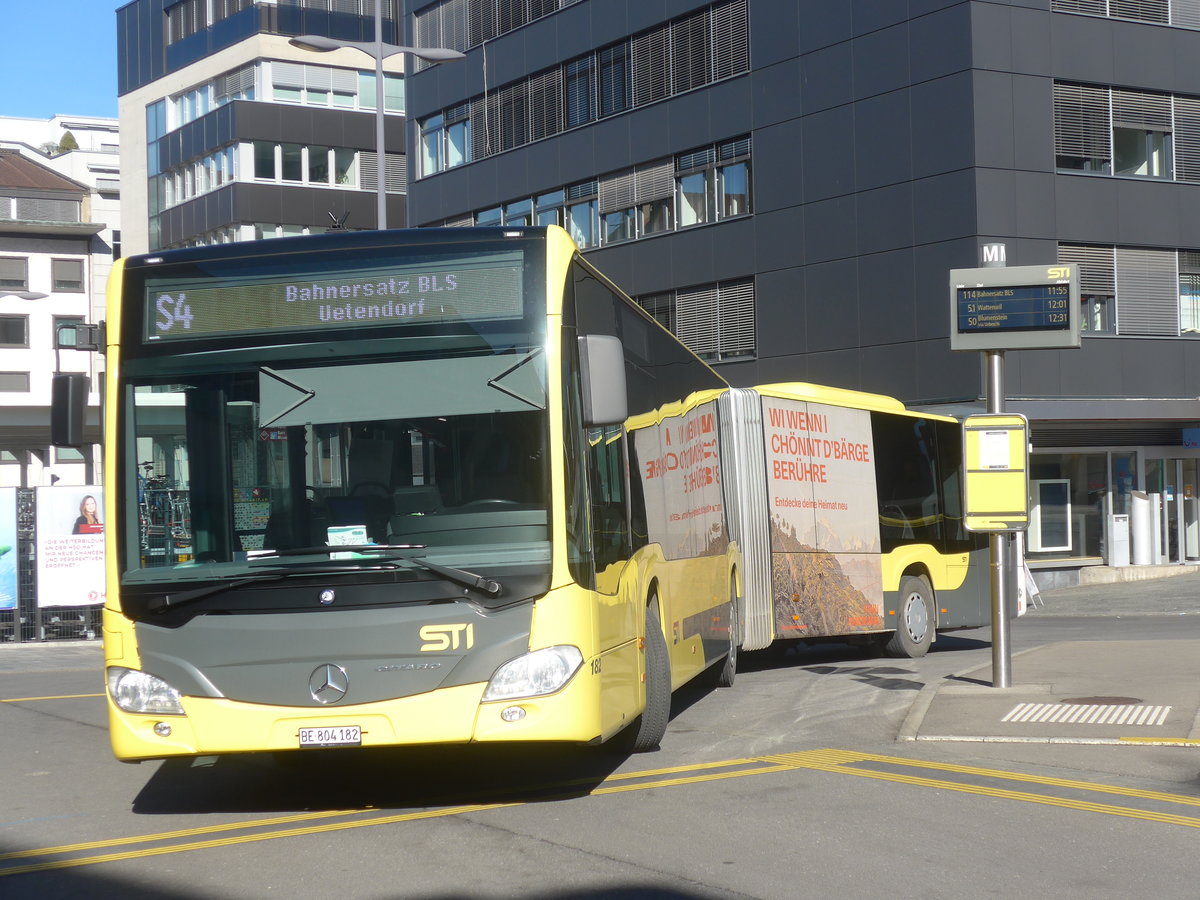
[
  {"left": 0, "top": 144, "right": 108, "bottom": 488},
  {"left": 116, "top": 0, "right": 411, "bottom": 253},
  {"left": 403, "top": 0, "right": 1200, "bottom": 581}
]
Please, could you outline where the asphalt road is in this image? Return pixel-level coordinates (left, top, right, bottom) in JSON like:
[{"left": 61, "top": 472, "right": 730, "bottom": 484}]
[{"left": 2, "top": 601, "right": 1199, "bottom": 899}]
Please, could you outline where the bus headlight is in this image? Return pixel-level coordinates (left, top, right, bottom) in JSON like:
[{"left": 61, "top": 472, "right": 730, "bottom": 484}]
[
  {"left": 107, "top": 667, "right": 185, "bottom": 715},
  {"left": 482, "top": 646, "right": 583, "bottom": 701}
]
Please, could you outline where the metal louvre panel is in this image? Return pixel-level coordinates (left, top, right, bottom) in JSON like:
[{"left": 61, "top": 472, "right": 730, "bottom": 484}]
[
  {"left": 470, "top": 94, "right": 497, "bottom": 159},
  {"left": 598, "top": 169, "right": 634, "bottom": 213},
  {"left": 1032, "top": 425, "right": 1183, "bottom": 447},
  {"left": 330, "top": 67, "right": 357, "bottom": 93},
  {"left": 15, "top": 198, "right": 78, "bottom": 222},
  {"left": 497, "top": 81, "right": 529, "bottom": 152},
  {"left": 527, "top": 69, "right": 563, "bottom": 143},
  {"left": 1172, "top": 95, "right": 1200, "bottom": 182},
  {"left": 634, "top": 159, "right": 673, "bottom": 203},
  {"left": 496, "top": 0, "right": 525, "bottom": 34},
  {"left": 469, "top": 0, "right": 497, "bottom": 45},
  {"left": 1115, "top": 247, "right": 1179, "bottom": 335},
  {"left": 413, "top": 3, "right": 441, "bottom": 50},
  {"left": 719, "top": 136, "right": 751, "bottom": 160},
  {"left": 442, "top": 0, "right": 468, "bottom": 51},
  {"left": 386, "top": 153, "right": 407, "bottom": 192},
  {"left": 1051, "top": 0, "right": 1107, "bottom": 11},
  {"left": 718, "top": 279, "right": 755, "bottom": 355},
  {"left": 711, "top": 0, "right": 749, "bottom": 80},
  {"left": 273, "top": 61, "right": 305, "bottom": 89},
  {"left": 671, "top": 10, "right": 711, "bottom": 95},
  {"left": 1053, "top": 82, "right": 1111, "bottom": 158},
  {"left": 677, "top": 146, "right": 716, "bottom": 173},
  {"left": 1173, "top": 0, "right": 1200, "bottom": 26},
  {"left": 718, "top": 388, "right": 774, "bottom": 650},
  {"left": 675, "top": 285, "right": 719, "bottom": 355},
  {"left": 1058, "top": 244, "right": 1116, "bottom": 294},
  {"left": 1179, "top": 250, "right": 1200, "bottom": 274},
  {"left": 445, "top": 215, "right": 474, "bottom": 227},
  {"left": 1112, "top": 88, "right": 1171, "bottom": 129},
  {"left": 566, "top": 179, "right": 596, "bottom": 201},
  {"left": 631, "top": 27, "right": 671, "bottom": 107},
  {"left": 1110, "top": 0, "right": 1170, "bottom": 21},
  {"left": 305, "top": 66, "right": 332, "bottom": 91},
  {"left": 359, "top": 151, "right": 379, "bottom": 192}
]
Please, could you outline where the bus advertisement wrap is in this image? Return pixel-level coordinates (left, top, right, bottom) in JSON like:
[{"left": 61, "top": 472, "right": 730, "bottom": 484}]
[
  {"left": 635, "top": 399, "right": 728, "bottom": 561},
  {"left": 36, "top": 486, "right": 105, "bottom": 608},
  {"left": 762, "top": 397, "right": 884, "bottom": 637}
]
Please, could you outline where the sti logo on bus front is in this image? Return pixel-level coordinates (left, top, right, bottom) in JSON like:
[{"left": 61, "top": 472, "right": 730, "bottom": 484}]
[{"left": 420, "top": 623, "right": 475, "bottom": 652}]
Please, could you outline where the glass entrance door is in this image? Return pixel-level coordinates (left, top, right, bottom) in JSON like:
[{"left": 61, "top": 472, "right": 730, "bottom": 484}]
[{"left": 1146, "top": 458, "right": 1200, "bottom": 563}]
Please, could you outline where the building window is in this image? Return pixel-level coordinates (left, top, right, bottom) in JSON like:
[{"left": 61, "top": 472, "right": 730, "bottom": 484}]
[
  {"left": 677, "top": 160, "right": 715, "bottom": 228},
  {"left": 1179, "top": 251, "right": 1200, "bottom": 334},
  {"left": 418, "top": 0, "right": 749, "bottom": 177},
  {"left": 0, "top": 315, "right": 29, "bottom": 348},
  {"left": 1055, "top": 82, "right": 1181, "bottom": 179},
  {"left": 0, "top": 257, "right": 28, "bottom": 291},
  {"left": 638, "top": 278, "right": 755, "bottom": 362},
  {"left": 52, "top": 259, "right": 84, "bottom": 292},
  {"left": 0, "top": 372, "right": 30, "bottom": 392}
]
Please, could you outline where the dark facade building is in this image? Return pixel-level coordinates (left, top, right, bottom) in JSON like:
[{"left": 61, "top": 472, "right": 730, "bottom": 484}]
[
  {"left": 117, "top": 0, "right": 411, "bottom": 253},
  {"left": 403, "top": 0, "right": 1200, "bottom": 579}
]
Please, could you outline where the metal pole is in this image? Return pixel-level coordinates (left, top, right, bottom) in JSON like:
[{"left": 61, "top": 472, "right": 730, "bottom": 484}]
[
  {"left": 987, "top": 349, "right": 1012, "bottom": 688},
  {"left": 374, "top": 0, "right": 387, "bottom": 230}
]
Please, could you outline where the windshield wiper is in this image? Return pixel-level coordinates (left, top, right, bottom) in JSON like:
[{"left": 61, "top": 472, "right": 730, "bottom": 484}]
[
  {"left": 145, "top": 558, "right": 408, "bottom": 613},
  {"left": 250, "top": 544, "right": 504, "bottom": 598}
]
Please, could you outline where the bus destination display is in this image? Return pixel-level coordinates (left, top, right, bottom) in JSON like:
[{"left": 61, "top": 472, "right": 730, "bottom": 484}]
[
  {"left": 956, "top": 283, "right": 1070, "bottom": 333},
  {"left": 144, "top": 251, "right": 523, "bottom": 342}
]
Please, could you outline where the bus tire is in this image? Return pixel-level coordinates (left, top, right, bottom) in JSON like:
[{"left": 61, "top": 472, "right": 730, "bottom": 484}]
[
  {"left": 882, "top": 574, "right": 935, "bottom": 658},
  {"left": 623, "top": 598, "right": 672, "bottom": 752},
  {"left": 703, "top": 583, "right": 738, "bottom": 689}
]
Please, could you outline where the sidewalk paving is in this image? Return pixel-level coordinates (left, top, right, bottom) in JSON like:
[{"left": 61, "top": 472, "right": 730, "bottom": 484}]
[{"left": 902, "top": 568, "right": 1200, "bottom": 745}]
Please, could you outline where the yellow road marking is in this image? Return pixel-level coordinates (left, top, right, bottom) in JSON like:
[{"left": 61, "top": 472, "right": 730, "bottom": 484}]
[
  {"left": 5, "top": 747, "right": 1200, "bottom": 877},
  {"left": 1, "top": 693, "right": 103, "bottom": 703}
]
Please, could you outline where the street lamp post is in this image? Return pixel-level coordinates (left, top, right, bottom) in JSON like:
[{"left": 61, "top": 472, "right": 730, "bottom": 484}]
[{"left": 289, "top": 1, "right": 464, "bottom": 230}]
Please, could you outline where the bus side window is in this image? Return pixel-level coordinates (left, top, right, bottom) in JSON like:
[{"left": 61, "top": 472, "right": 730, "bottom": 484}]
[
  {"left": 872, "top": 413, "right": 942, "bottom": 551},
  {"left": 588, "top": 425, "right": 631, "bottom": 581}
]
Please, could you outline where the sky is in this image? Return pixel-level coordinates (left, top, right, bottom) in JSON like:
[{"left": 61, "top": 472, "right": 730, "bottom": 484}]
[{"left": 1, "top": 2, "right": 120, "bottom": 120}]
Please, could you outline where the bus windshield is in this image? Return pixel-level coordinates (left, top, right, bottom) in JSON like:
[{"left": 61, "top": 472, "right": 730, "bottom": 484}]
[{"left": 126, "top": 349, "right": 550, "bottom": 585}]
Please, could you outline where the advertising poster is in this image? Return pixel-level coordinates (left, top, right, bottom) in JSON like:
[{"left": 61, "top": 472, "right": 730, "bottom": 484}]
[
  {"left": 634, "top": 399, "right": 727, "bottom": 561},
  {"left": 0, "top": 488, "right": 16, "bottom": 610},
  {"left": 762, "top": 397, "right": 884, "bottom": 637},
  {"left": 36, "top": 486, "right": 105, "bottom": 608}
]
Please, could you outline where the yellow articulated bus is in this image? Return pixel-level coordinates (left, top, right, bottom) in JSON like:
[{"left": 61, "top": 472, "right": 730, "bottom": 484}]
[
  {"left": 718, "top": 383, "right": 990, "bottom": 658},
  {"left": 90, "top": 226, "right": 739, "bottom": 760}
]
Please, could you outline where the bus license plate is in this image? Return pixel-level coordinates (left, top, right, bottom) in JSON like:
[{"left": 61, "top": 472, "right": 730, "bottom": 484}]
[{"left": 298, "top": 725, "right": 361, "bottom": 748}]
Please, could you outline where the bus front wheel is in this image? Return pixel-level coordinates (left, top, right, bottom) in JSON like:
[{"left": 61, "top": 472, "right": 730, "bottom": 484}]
[
  {"left": 620, "top": 598, "right": 672, "bottom": 753},
  {"left": 882, "top": 575, "right": 935, "bottom": 658}
]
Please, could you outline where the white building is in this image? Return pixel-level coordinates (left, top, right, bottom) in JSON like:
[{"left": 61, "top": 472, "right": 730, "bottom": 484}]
[{"left": 0, "top": 118, "right": 119, "bottom": 488}]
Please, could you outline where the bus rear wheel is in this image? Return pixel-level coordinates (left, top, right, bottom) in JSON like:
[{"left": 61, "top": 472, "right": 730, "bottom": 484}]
[{"left": 882, "top": 574, "right": 935, "bottom": 658}]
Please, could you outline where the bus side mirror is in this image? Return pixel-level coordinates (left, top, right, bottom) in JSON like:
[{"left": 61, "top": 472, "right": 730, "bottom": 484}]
[
  {"left": 578, "top": 334, "right": 628, "bottom": 426},
  {"left": 51, "top": 373, "right": 89, "bottom": 447}
]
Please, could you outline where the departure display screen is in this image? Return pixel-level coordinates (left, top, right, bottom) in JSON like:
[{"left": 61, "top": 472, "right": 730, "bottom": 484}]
[
  {"left": 142, "top": 249, "right": 524, "bottom": 342},
  {"left": 956, "top": 283, "right": 1071, "bottom": 333}
]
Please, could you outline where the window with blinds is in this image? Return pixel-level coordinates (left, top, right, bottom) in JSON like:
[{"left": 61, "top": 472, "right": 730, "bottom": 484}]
[
  {"left": 443, "top": 135, "right": 751, "bottom": 244},
  {"left": 1, "top": 257, "right": 29, "bottom": 290},
  {"left": 1051, "top": 0, "right": 1200, "bottom": 26},
  {"left": 52, "top": 259, "right": 84, "bottom": 293},
  {"left": 1059, "top": 242, "right": 1200, "bottom": 336},
  {"left": 658, "top": 278, "right": 756, "bottom": 362},
  {"left": 417, "top": 0, "right": 750, "bottom": 176}
]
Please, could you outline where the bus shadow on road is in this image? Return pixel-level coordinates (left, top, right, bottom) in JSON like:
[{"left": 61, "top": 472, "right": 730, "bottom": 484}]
[{"left": 130, "top": 742, "right": 637, "bottom": 816}]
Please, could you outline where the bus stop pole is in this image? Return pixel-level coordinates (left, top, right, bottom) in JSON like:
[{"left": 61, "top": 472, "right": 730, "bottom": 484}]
[{"left": 986, "top": 350, "right": 1013, "bottom": 688}]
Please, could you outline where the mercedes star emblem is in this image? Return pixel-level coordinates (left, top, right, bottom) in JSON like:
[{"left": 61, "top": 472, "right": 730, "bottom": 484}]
[{"left": 309, "top": 664, "right": 349, "bottom": 704}]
